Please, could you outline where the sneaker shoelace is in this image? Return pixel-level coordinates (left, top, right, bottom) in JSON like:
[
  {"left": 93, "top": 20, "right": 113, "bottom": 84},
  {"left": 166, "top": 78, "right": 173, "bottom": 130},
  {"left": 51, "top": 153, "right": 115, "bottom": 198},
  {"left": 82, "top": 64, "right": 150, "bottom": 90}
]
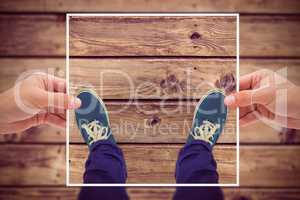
[
  {"left": 192, "top": 120, "right": 220, "bottom": 145},
  {"left": 81, "top": 120, "right": 110, "bottom": 145}
]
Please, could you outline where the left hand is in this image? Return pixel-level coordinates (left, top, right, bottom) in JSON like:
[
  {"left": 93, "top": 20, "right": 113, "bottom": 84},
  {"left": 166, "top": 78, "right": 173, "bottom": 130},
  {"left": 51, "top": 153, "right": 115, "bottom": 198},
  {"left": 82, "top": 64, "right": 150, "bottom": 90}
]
[{"left": 0, "top": 73, "right": 81, "bottom": 134}]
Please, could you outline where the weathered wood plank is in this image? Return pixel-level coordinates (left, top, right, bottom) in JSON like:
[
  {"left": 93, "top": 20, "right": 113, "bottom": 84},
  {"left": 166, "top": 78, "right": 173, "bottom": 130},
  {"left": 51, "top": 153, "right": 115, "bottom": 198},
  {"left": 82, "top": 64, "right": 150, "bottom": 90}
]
[
  {"left": 0, "top": 187, "right": 300, "bottom": 200},
  {"left": 2, "top": 102, "right": 299, "bottom": 144},
  {"left": 0, "top": 58, "right": 65, "bottom": 92},
  {"left": 0, "top": 0, "right": 300, "bottom": 13},
  {"left": 2, "top": 58, "right": 300, "bottom": 97},
  {"left": 1, "top": 144, "right": 299, "bottom": 186},
  {"left": 0, "top": 15, "right": 65, "bottom": 56},
  {"left": 1, "top": 58, "right": 300, "bottom": 144},
  {"left": 70, "top": 145, "right": 300, "bottom": 186},
  {"left": 69, "top": 144, "right": 237, "bottom": 184},
  {"left": 223, "top": 188, "right": 300, "bottom": 200},
  {"left": 69, "top": 16, "right": 237, "bottom": 57},
  {"left": 0, "top": 144, "right": 65, "bottom": 185},
  {"left": 240, "top": 16, "right": 300, "bottom": 57},
  {"left": 0, "top": 125, "right": 65, "bottom": 143},
  {"left": 69, "top": 58, "right": 300, "bottom": 98},
  {"left": 68, "top": 15, "right": 300, "bottom": 57},
  {"left": 0, "top": 15, "right": 300, "bottom": 57},
  {"left": 240, "top": 146, "right": 300, "bottom": 187},
  {"left": 1, "top": 58, "right": 299, "bottom": 92},
  {"left": 1, "top": 120, "right": 299, "bottom": 144},
  {"left": 0, "top": 187, "right": 78, "bottom": 200},
  {"left": 69, "top": 101, "right": 237, "bottom": 143},
  {"left": 69, "top": 59, "right": 236, "bottom": 99},
  {"left": 240, "top": 59, "right": 300, "bottom": 85}
]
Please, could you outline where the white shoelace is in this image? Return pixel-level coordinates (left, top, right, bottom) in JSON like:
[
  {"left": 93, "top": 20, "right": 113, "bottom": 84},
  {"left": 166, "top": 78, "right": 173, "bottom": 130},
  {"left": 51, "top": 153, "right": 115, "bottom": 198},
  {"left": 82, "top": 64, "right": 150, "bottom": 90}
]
[
  {"left": 81, "top": 120, "right": 110, "bottom": 145},
  {"left": 192, "top": 120, "right": 220, "bottom": 145}
]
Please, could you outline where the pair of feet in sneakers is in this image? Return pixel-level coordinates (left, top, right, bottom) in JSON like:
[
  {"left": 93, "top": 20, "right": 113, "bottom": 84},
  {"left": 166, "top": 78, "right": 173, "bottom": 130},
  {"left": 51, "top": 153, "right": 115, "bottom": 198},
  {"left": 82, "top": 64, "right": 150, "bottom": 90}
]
[{"left": 75, "top": 89, "right": 227, "bottom": 149}]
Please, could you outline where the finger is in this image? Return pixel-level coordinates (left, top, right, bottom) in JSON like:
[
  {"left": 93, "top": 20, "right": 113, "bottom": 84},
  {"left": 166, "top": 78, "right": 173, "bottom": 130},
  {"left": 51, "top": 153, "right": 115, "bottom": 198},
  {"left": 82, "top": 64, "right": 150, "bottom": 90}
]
[
  {"left": 52, "top": 76, "right": 66, "bottom": 93},
  {"left": 0, "top": 115, "right": 41, "bottom": 134},
  {"left": 0, "top": 118, "right": 34, "bottom": 134},
  {"left": 225, "top": 86, "right": 274, "bottom": 108},
  {"left": 54, "top": 108, "right": 66, "bottom": 120},
  {"left": 224, "top": 90, "right": 253, "bottom": 108},
  {"left": 47, "top": 107, "right": 66, "bottom": 117},
  {"left": 44, "top": 113, "right": 66, "bottom": 128},
  {"left": 255, "top": 112, "right": 300, "bottom": 130},
  {"left": 239, "top": 105, "right": 255, "bottom": 118},
  {"left": 42, "top": 74, "right": 66, "bottom": 93},
  {"left": 43, "top": 108, "right": 66, "bottom": 120},
  {"left": 240, "top": 111, "right": 258, "bottom": 127},
  {"left": 56, "top": 112, "right": 66, "bottom": 120},
  {"left": 38, "top": 91, "right": 81, "bottom": 110},
  {"left": 0, "top": 113, "right": 66, "bottom": 134},
  {"left": 255, "top": 104, "right": 275, "bottom": 120},
  {"left": 239, "top": 72, "right": 255, "bottom": 90},
  {"left": 240, "top": 69, "right": 273, "bottom": 90}
]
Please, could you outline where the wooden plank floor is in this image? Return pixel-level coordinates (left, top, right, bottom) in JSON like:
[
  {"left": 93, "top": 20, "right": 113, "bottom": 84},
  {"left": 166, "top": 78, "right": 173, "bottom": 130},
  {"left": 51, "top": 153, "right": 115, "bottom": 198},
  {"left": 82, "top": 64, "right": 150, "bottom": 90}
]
[
  {"left": 0, "top": 0, "right": 300, "bottom": 13},
  {"left": 67, "top": 15, "right": 238, "bottom": 184},
  {"left": 1, "top": 15, "right": 300, "bottom": 57},
  {"left": 1, "top": 187, "right": 300, "bottom": 200},
  {"left": 0, "top": 1, "right": 300, "bottom": 199}
]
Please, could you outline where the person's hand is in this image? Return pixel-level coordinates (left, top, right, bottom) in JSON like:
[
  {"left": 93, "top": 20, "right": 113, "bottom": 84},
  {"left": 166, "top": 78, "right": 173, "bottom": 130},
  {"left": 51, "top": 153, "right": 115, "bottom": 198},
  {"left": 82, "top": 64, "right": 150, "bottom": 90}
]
[
  {"left": 224, "top": 69, "right": 300, "bottom": 129},
  {"left": 0, "top": 73, "right": 81, "bottom": 134}
]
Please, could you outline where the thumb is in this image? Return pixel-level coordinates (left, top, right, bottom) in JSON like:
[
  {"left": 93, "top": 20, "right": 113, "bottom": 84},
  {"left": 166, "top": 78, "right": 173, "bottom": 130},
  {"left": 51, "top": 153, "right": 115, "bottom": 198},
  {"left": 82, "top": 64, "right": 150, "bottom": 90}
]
[
  {"left": 224, "top": 88, "right": 270, "bottom": 108},
  {"left": 38, "top": 91, "right": 81, "bottom": 109}
]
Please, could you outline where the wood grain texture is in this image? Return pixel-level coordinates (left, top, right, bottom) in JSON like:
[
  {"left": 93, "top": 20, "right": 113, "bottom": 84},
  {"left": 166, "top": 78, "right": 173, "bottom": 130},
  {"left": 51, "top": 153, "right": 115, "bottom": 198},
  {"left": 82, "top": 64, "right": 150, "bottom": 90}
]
[
  {"left": 0, "top": 1, "right": 299, "bottom": 195},
  {"left": 1, "top": 58, "right": 300, "bottom": 97},
  {"left": 2, "top": 104, "right": 299, "bottom": 144},
  {"left": 0, "top": 187, "right": 300, "bottom": 200},
  {"left": 70, "top": 145, "right": 300, "bottom": 186},
  {"left": 223, "top": 188, "right": 300, "bottom": 200},
  {"left": 0, "top": 125, "right": 65, "bottom": 143},
  {"left": 70, "top": 145, "right": 237, "bottom": 184},
  {"left": 1, "top": 58, "right": 299, "bottom": 92},
  {"left": 241, "top": 16, "right": 300, "bottom": 57},
  {"left": 0, "top": 144, "right": 65, "bottom": 185},
  {"left": 0, "top": 15, "right": 300, "bottom": 57},
  {"left": 1, "top": 58, "right": 300, "bottom": 144},
  {"left": 68, "top": 15, "right": 300, "bottom": 57},
  {"left": 69, "top": 16, "right": 237, "bottom": 57},
  {"left": 0, "top": 144, "right": 299, "bottom": 186},
  {"left": 0, "top": 0, "right": 300, "bottom": 13},
  {"left": 0, "top": 187, "right": 80, "bottom": 200},
  {"left": 0, "top": 15, "right": 65, "bottom": 56},
  {"left": 69, "top": 101, "right": 236, "bottom": 143},
  {"left": 0, "top": 58, "right": 65, "bottom": 92},
  {"left": 69, "top": 59, "right": 236, "bottom": 99}
]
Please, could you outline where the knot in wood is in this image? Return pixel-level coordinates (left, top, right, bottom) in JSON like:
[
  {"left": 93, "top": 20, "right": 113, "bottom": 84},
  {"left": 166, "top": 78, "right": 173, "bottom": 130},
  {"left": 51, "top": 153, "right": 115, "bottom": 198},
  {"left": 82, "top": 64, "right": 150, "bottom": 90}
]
[
  {"left": 190, "top": 32, "right": 201, "bottom": 40},
  {"left": 147, "top": 115, "right": 161, "bottom": 127}
]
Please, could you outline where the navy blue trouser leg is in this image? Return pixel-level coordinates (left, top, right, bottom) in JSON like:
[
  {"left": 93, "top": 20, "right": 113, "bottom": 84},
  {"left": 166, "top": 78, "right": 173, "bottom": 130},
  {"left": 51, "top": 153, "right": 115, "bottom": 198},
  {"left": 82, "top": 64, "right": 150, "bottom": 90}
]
[
  {"left": 78, "top": 140, "right": 223, "bottom": 200},
  {"left": 173, "top": 140, "right": 224, "bottom": 200},
  {"left": 78, "top": 140, "right": 129, "bottom": 200}
]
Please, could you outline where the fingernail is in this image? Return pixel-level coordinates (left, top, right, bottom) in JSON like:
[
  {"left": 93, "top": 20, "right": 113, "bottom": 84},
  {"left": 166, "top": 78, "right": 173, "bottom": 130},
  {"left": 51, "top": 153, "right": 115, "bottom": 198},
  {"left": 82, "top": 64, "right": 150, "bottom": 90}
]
[
  {"left": 69, "top": 97, "right": 81, "bottom": 109},
  {"left": 74, "top": 97, "right": 81, "bottom": 108},
  {"left": 224, "top": 95, "right": 235, "bottom": 105}
]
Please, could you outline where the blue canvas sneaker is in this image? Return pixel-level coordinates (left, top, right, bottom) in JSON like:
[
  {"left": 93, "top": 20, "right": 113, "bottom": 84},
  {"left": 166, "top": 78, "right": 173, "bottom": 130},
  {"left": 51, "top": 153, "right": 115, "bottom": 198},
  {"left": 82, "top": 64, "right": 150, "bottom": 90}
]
[
  {"left": 75, "top": 89, "right": 115, "bottom": 150},
  {"left": 187, "top": 89, "right": 228, "bottom": 146}
]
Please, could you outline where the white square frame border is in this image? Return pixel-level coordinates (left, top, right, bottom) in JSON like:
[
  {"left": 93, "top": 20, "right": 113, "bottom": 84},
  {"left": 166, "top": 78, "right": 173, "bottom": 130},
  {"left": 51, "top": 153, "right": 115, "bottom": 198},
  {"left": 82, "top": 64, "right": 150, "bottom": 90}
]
[{"left": 66, "top": 13, "right": 240, "bottom": 187}]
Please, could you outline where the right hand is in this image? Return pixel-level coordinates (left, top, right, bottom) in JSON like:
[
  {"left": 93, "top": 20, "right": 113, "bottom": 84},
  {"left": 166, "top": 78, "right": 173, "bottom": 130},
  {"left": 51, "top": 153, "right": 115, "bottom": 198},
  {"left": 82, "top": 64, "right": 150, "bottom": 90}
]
[{"left": 224, "top": 69, "right": 300, "bottom": 129}]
